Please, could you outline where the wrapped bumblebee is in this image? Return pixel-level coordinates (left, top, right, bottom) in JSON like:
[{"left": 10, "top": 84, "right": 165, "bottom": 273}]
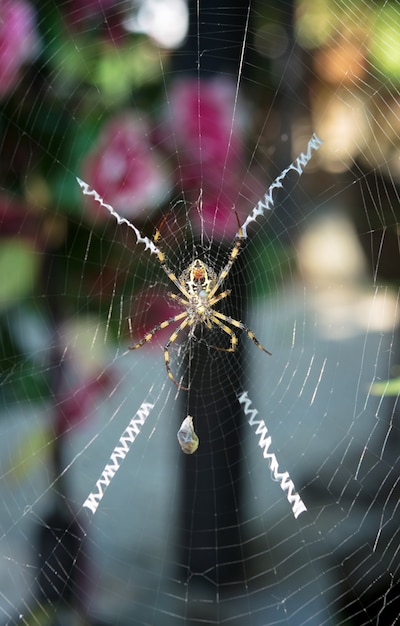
[{"left": 177, "top": 416, "right": 199, "bottom": 454}]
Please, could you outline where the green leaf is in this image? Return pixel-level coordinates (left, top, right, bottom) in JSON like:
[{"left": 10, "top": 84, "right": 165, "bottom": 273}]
[
  {"left": 370, "top": 3, "right": 400, "bottom": 80},
  {"left": 0, "top": 240, "right": 40, "bottom": 309}
]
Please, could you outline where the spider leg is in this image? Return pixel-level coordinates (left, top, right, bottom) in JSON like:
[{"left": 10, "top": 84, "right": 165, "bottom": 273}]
[
  {"left": 209, "top": 218, "right": 245, "bottom": 298},
  {"left": 169, "top": 288, "right": 230, "bottom": 310},
  {"left": 209, "top": 315, "right": 238, "bottom": 352},
  {"left": 167, "top": 292, "right": 189, "bottom": 307},
  {"left": 154, "top": 223, "right": 191, "bottom": 299},
  {"left": 164, "top": 317, "right": 192, "bottom": 390},
  {"left": 213, "top": 310, "right": 272, "bottom": 355},
  {"left": 208, "top": 289, "right": 231, "bottom": 307},
  {"left": 128, "top": 311, "right": 187, "bottom": 350}
]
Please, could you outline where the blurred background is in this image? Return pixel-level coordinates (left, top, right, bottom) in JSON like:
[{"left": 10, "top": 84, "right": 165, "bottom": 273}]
[{"left": 0, "top": 1, "right": 400, "bottom": 625}]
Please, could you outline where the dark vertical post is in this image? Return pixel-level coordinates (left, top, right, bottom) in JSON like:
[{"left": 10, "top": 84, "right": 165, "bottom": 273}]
[
  {"left": 171, "top": 0, "right": 252, "bottom": 598},
  {"left": 261, "top": 0, "right": 307, "bottom": 237},
  {"left": 180, "top": 256, "right": 247, "bottom": 592}
]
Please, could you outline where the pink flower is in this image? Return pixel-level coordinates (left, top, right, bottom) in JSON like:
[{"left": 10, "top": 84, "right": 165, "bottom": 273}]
[
  {"left": 81, "top": 114, "right": 171, "bottom": 221},
  {"left": 0, "top": 0, "right": 38, "bottom": 97},
  {"left": 163, "top": 77, "right": 246, "bottom": 191}
]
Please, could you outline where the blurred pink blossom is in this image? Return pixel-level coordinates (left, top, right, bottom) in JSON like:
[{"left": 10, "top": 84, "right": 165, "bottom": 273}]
[
  {"left": 189, "top": 168, "right": 271, "bottom": 241},
  {"left": 163, "top": 77, "right": 246, "bottom": 192},
  {"left": 66, "top": 0, "right": 116, "bottom": 21},
  {"left": 157, "top": 77, "right": 252, "bottom": 241},
  {"left": 0, "top": 193, "right": 38, "bottom": 240},
  {"left": 56, "top": 370, "right": 115, "bottom": 435},
  {"left": 0, "top": 0, "right": 38, "bottom": 97},
  {"left": 63, "top": 0, "right": 125, "bottom": 40},
  {"left": 81, "top": 114, "right": 171, "bottom": 221},
  {"left": 189, "top": 196, "right": 243, "bottom": 241}
]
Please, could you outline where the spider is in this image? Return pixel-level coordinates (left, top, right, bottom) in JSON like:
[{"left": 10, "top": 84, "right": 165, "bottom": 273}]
[{"left": 129, "top": 217, "right": 271, "bottom": 390}]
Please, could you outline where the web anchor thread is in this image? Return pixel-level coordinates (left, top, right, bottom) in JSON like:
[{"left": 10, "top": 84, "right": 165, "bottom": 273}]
[{"left": 238, "top": 391, "right": 307, "bottom": 519}]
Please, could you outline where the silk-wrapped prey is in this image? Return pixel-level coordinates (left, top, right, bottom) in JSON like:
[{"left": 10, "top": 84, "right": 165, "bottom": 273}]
[{"left": 177, "top": 415, "right": 199, "bottom": 454}]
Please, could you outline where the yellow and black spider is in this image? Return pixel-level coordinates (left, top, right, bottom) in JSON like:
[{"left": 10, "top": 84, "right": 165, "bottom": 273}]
[{"left": 129, "top": 218, "right": 271, "bottom": 390}]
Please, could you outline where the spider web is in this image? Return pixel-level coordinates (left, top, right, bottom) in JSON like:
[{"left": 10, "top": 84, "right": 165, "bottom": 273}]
[{"left": 0, "top": 1, "right": 400, "bottom": 625}]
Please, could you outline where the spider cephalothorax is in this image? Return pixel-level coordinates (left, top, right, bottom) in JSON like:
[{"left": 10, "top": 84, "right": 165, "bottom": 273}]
[
  {"left": 129, "top": 220, "right": 271, "bottom": 390},
  {"left": 180, "top": 260, "right": 217, "bottom": 325}
]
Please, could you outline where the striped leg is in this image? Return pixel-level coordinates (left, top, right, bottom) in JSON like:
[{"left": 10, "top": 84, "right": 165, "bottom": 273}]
[
  {"left": 209, "top": 315, "right": 238, "bottom": 352},
  {"left": 168, "top": 289, "right": 231, "bottom": 308},
  {"left": 154, "top": 225, "right": 190, "bottom": 298},
  {"left": 208, "top": 215, "right": 245, "bottom": 299},
  {"left": 128, "top": 311, "right": 187, "bottom": 350},
  {"left": 167, "top": 292, "right": 189, "bottom": 307},
  {"left": 208, "top": 289, "right": 231, "bottom": 307},
  {"left": 164, "top": 317, "right": 192, "bottom": 390},
  {"left": 208, "top": 236, "right": 243, "bottom": 299},
  {"left": 213, "top": 310, "right": 271, "bottom": 355}
]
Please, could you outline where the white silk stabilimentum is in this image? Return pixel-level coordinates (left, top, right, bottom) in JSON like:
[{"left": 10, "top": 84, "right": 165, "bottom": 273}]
[
  {"left": 83, "top": 400, "right": 154, "bottom": 514},
  {"left": 238, "top": 391, "right": 307, "bottom": 519},
  {"left": 76, "top": 177, "right": 161, "bottom": 257},
  {"left": 239, "top": 133, "right": 323, "bottom": 238}
]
